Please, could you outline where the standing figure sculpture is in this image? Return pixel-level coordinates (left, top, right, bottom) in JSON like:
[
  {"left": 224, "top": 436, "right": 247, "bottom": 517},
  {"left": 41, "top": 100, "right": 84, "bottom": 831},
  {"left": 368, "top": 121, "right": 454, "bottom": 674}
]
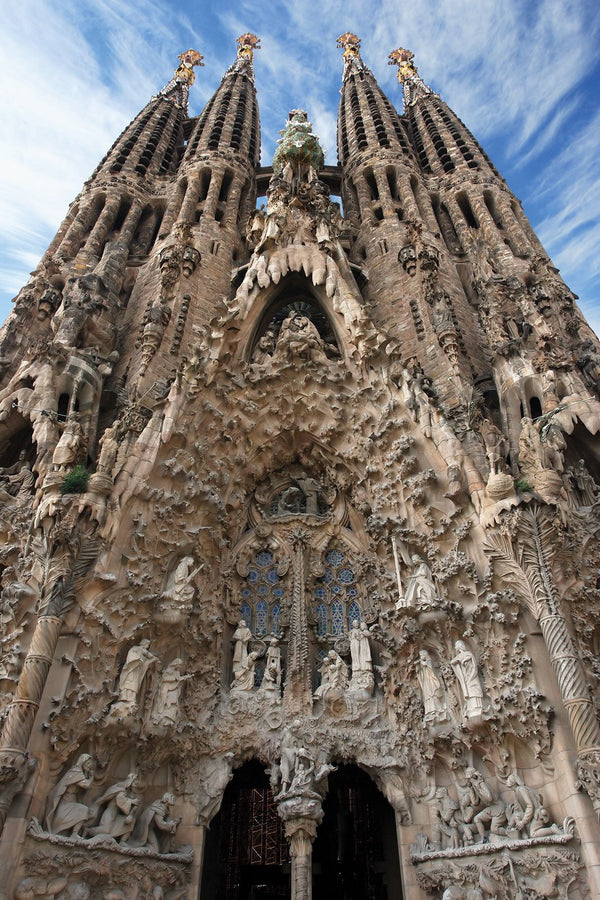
[
  {"left": 260, "top": 637, "right": 282, "bottom": 693},
  {"left": 113, "top": 639, "right": 158, "bottom": 716},
  {"left": 348, "top": 620, "right": 374, "bottom": 697},
  {"left": 151, "top": 659, "right": 192, "bottom": 726},
  {"left": 417, "top": 650, "right": 448, "bottom": 725},
  {"left": 451, "top": 641, "right": 485, "bottom": 722},
  {"left": 231, "top": 620, "right": 253, "bottom": 677}
]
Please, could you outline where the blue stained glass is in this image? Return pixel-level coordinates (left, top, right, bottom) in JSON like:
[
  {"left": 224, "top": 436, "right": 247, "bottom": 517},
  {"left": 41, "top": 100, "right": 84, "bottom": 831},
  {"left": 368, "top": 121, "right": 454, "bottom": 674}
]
[
  {"left": 317, "top": 604, "right": 327, "bottom": 636},
  {"left": 314, "top": 587, "right": 325, "bottom": 599},
  {"left": 265, "top": 568, "right": 279, "bottom": 584},
  {"left": 331, "top": 600, "right": 344, "bottom": 634},
  {"left": 241, "top": 602, "right": 251, "bottom": 624},
  {"left": 273, "top": 587, "right": 284, "bottom": 597},
  {"left": 348, "top": 587, "right": 357, "bottom": 598},
  {"left": 323, "top": 570, "right": 333, "bottom": 583},
  {"left": 255, "top": 599, "right": 268, "bottom": 635},
  {"left": 241, "top": 587, "right": 251, "bottom": 597},
  {"left": 256, "top": 551, "right": 274, "bottom": 566},
  {"left": 348, "top": 602, "right": 360, "bottom": 625},
  {"left": 272, "top": 605, "right": 280, "bottom": 635},
  {"left": 339, "top": 568, "right": 355, "bottom": 583},
  {"left": 248, "top": 569, "right": 260, "bottom": 583},
  {"left": 332, "top": 584, "right": 340, "bottom": 594},
  {"left": 326, "top": 549, "right": 344, "bottom": 567},
  {"left": 258, "top": 584, "right": 268, "bottom": 595}
]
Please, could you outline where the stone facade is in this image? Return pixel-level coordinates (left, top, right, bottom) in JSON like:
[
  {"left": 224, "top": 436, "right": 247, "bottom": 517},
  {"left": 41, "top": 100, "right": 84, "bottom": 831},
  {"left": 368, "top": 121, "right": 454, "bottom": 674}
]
[{"left": 0, "top": 30, "right": 599, "bottom": 899}]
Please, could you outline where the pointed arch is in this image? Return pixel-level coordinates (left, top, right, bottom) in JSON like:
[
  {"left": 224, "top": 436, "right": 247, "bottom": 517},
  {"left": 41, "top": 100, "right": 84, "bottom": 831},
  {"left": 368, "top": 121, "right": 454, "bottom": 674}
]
[{"left": 234, "top": 274, "right": 353, "bottom": 363}]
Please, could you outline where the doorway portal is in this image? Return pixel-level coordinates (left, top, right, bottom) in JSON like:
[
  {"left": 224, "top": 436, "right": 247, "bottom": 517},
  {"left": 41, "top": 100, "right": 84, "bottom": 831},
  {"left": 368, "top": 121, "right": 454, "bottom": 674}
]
[
  {"left": 201, "top": 761, "right": 290, "bottom": 899},
  {"left": 312, "top": 765, "right": 403, "bottom": 900}
]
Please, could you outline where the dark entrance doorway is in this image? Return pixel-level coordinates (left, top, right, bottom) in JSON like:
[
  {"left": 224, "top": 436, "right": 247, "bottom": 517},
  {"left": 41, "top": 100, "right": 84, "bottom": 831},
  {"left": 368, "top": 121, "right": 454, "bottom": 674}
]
[
  {"left": 312, "top": 765, "right": 403, "bottom": 900},
  {"left": 200, "top": 761, "right": 290, "bottom": 899}
]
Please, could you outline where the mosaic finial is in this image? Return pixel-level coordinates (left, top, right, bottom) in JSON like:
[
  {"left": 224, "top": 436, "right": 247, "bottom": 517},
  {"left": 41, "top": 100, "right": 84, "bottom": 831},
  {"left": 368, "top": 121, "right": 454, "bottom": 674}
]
[
  {"left": 336, "top": 32, "right": 362, "bottom": 62},
  {"left": 236, "top": 33, "right": 261, "bottom": 62},
  {"left": 173, "top": 49, "right": 204, "bottom": 87}
]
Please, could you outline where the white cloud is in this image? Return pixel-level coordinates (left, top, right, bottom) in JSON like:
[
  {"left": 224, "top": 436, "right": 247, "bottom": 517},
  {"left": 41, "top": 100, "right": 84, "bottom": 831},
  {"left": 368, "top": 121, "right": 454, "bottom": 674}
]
[{"left": 0, "top": 0, "right": 599, "bottom": 340}]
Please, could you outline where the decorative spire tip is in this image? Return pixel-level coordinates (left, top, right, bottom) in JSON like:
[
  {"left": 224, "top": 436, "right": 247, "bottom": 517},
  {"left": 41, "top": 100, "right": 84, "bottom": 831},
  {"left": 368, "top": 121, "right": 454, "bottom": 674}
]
[
  {"left": 174, "top": 49, "right": 204, "bottom": 87},
  {"left": 336, "top": 32, "right": 362, "bottom": 62},
  {"left": 236, "top": 33, "right": 261, "bottom": 62}
]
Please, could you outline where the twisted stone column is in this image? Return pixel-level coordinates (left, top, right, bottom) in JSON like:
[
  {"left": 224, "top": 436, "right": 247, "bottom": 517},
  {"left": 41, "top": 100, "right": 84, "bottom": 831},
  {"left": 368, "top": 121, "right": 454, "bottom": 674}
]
[{"left": 0, "top": 615, "right": 62, "bottom": 831}]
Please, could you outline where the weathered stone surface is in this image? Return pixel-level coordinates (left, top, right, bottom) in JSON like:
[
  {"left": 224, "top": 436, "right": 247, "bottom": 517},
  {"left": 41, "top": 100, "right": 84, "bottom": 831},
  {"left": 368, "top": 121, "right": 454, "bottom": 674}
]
[{"left": 0, "top": 31, "right": 598, "bottom": 900}]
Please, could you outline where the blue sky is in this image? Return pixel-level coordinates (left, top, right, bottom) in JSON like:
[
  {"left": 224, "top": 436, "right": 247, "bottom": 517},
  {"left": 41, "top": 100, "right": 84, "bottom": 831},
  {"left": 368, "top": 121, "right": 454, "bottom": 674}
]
[{"left": 1, "top": 0, "right": 599, "bottom": 334}]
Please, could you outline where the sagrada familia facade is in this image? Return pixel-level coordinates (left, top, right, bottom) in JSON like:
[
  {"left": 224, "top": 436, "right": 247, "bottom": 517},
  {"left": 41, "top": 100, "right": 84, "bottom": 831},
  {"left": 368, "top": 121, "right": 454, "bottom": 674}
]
[{"left": 1, "top": 29, "right": 600, "bottom": 899}]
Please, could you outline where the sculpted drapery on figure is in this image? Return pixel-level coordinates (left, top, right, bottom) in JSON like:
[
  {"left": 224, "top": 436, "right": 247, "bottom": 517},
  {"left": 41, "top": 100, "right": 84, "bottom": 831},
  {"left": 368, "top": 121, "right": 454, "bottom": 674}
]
[
  {"left": 231, "top": 619, "right": 253, "bottom": 675},
  {"left": 86, "top": 773, "right": 140, "bottom": 843},
  {"left": 114, "top": 639, "right": 158, "bottom": 711},
  {"left": 417, "top": 650, "right": 448, "bottom": 724},
  {"left": 44, "top": 754, "right": 95, "bottom": 837},
  {"left": 451, "top": 640, "right": 485, "bottom": 721}
]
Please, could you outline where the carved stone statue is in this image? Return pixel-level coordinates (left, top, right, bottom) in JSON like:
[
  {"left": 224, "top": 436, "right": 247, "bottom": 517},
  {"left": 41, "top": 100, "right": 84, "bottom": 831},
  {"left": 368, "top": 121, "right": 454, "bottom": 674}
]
[
  {"left": 273, "top": 313, "right": 329, "bottom": 365},
  {"left": 130, "top": 792, "right": 181, "bottom": 852},
  {"left": 417, "top": 650, "right": 448, "bottom": 725},
  {"left": 159, "top": 556, "right": 197, "bottom": 619},
  {"left": 231, "top": 620, "right": 253, "bottom": 676},
  {"left": 259, "top": 636, "right": 282, "bottom": 693},
  {"left": 52, "top": 414, "right": 84, "bottom": 472},
  {"left": 504, "top": 771, "right": 544, "bottom": 838},
  {"left": 348, "top": 620, "right": 374, "bottom": 697},
  {"left": 151, "top": 658, "right": 192, "bottom": 725},
  {"left": 451, "top": 640, "right": 485, "bottom": 721},
  {"left": 231, "top": 650, "right": 260, "bottom": 693},
  {"left": 45, "top": 753, "right": 95, "bottom": 836},
  {"left": 432, "top": 786, "right": 460, "bottom": 849},
  {"left": 314, "top": 650, "right": 348, "bottom": 701},
  {"left": 479, "top": 419, "right": 507, "bottom": 476},
  {"left": 87, "top": 772, "right": 140, "bottom": 843},
  {"left": 114, "top": 639, "right": 158, "bottom": 713},
  {"left": 403, "top": 555, "right": 438, "bottom": 609}
]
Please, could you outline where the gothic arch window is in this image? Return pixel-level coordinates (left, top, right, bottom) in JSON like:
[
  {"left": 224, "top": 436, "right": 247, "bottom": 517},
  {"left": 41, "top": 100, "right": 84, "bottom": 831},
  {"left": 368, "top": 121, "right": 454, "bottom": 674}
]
[
  {"left": 250, "top": 283, "right": 340, "bottom": 362},
  {"left": 314, "top": 547, "right": 361, "bottom": 637},
  {"left": 239, "top": 549, "right": 285, "bottom": 637}
]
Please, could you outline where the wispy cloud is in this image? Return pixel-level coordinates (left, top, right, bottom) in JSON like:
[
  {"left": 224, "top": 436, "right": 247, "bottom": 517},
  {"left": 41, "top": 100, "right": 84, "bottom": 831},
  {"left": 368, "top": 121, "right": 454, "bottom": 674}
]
[{"left": 1, "top": 0, "right": 599, "bottom": 335}]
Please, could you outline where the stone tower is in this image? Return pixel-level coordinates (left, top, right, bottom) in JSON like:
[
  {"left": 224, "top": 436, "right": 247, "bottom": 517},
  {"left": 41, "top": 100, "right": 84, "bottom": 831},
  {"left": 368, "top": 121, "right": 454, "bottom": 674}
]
[{"left": 0, "top": 31, "right": 600, "bottom": 899}]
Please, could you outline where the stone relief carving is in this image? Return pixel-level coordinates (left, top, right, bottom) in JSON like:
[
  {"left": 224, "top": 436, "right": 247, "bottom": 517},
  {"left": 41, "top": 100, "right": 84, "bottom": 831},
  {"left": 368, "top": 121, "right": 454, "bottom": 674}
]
[{"left": 450, "top": 640, "right": 486, "bottom": 723}]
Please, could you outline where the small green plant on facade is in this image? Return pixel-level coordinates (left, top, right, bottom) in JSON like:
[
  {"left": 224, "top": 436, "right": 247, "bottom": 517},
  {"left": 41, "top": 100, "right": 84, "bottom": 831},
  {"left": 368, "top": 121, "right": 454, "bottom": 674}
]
[
  {"left": 514, "top": 478, "right": 534, "bottom": 493},
  {"left": 61, "top": 464, "right": 90, "bottom": 495}
]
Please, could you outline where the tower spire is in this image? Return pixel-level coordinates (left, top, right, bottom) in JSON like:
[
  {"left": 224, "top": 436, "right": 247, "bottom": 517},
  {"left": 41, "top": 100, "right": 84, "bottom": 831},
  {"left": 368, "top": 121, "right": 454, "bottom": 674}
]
[
  {"left": 388, "top": 47, "right": 433, "bottom": 108},
  {"left": 155, "top": 48, "right": 204, "bottom": 113},
  {"left": 225, "top": 32, "right": 261, "bottom": 78},
  {"left": 336, "top": 32, "right": 367, "bottom": 81}
]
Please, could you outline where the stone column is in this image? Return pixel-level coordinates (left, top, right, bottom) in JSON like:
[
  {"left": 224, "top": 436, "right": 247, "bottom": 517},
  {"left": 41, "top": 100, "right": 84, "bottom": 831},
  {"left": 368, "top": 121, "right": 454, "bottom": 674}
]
[
  {"left": 286, "top": 818, "right": 317, "bottom": 900},
  {"left": 278, "top": 795, "right": 323, "bottom": 900},
  {"left": 0, "top": 614, "right": 62, "bottom": 831},
  {"left": 514, "top": 510, "right": 600, "bottom": 817}
]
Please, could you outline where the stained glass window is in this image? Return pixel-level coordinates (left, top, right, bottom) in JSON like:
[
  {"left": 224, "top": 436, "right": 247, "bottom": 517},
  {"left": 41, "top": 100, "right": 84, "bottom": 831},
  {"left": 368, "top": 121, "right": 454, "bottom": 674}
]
[
  {"left": 239, "top": 550, "right": 285, "bottom": 636},
  {"left": 312, "top": 547, "right": 361, "bottom": 635}
]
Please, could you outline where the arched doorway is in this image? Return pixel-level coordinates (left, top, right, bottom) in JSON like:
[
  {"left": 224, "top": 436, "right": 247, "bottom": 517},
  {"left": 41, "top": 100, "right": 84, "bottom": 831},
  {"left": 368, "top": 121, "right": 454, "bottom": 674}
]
[
  {"left": 312, "top": 765, "right": 403, "bottom": 900},
  {"left": 201, "top": 761, "right": 290, "bottom": 899}
]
